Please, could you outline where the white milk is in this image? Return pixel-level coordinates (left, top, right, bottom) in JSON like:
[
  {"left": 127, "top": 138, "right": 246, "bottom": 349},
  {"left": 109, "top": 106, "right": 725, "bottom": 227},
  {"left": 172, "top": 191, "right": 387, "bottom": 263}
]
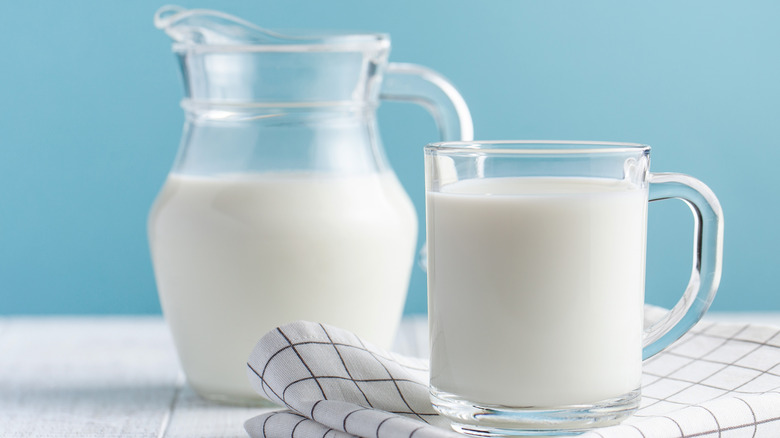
[
  {"left": 149, "top": 172, "right": 417, "bottom": 402},
  {"left": 427, "top": 177, "right": 647, "bottom": 407}
]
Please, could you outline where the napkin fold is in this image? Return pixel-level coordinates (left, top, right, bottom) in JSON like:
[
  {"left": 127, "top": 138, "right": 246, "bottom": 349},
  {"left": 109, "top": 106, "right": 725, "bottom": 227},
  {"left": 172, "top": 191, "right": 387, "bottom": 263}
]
[
  {"left": 245, "top": 321, "right": 457, "bottom": 438},
  {"left": 245, "top": 320, "right": 780, "bottom": 438}
]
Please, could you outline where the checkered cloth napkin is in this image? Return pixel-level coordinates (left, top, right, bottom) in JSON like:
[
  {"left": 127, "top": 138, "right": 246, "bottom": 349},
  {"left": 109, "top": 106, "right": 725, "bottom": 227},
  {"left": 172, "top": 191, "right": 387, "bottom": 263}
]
[{"left": 244, "top": 319, "right": 780, "bottom": 438}]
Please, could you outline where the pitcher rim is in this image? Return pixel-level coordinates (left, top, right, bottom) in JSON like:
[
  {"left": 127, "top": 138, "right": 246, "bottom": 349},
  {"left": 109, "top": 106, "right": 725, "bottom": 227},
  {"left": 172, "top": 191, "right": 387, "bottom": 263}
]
[{"left": 170, "top": 33, "right": 391, "bottom": 53}]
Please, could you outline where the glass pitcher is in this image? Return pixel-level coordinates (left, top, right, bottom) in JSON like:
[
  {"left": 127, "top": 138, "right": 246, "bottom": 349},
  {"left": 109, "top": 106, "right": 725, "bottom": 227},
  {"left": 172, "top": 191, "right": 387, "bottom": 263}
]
[{"left": 148, "top": 6, "right": 473, "bottom": 404}]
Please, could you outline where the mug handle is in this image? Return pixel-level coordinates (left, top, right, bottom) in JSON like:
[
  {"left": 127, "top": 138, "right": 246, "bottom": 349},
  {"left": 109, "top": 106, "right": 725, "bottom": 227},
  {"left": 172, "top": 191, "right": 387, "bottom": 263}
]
[
  {"left": 379, "top": 63, "right": 474, "bottom": 142},
  {"left": 643, "top": 172, "right": 725, "bottom": 360}
]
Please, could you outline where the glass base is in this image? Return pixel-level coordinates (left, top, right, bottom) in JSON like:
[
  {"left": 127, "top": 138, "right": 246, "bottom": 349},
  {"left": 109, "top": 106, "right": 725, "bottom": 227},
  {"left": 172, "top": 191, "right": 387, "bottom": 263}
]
[{"left": 430, "top": 387, "right": 641, "bottom": 436}]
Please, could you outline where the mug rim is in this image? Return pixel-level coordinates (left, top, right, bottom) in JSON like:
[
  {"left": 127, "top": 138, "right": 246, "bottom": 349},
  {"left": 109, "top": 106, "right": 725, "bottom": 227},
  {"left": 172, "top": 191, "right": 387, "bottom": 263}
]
[{"left": 425, "top": 140, "right": 651, "bottom": 155}]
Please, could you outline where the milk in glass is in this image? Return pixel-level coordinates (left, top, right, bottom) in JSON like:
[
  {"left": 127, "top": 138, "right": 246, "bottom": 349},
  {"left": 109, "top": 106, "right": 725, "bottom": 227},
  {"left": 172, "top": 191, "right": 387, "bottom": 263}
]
[{"left": 427, "top": 177, "right": 647, "bottom": 407}]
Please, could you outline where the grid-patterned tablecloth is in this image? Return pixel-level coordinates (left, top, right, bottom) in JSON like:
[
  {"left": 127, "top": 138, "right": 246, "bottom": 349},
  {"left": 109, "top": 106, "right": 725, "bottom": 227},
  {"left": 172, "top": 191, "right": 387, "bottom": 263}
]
[
  {"left": 585, "top": 320, "right": 780, "bottom": 437},
  {"left": 246, "top": 318, "right": 780, "bottom": 438}
]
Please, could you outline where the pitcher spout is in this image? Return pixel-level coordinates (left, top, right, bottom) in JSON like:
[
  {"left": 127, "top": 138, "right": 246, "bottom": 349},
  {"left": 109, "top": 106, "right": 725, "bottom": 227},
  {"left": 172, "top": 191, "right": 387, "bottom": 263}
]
[
  {"left": 154, "top": 5, "right": 382, "bottom": 49},
  {"left": 154, "top": 5, "right": 303, "bottom": 46}
]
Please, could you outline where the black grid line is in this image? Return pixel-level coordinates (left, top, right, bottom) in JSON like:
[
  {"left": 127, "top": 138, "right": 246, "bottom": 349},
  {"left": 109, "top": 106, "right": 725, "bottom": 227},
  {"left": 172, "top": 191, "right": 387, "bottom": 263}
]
[
  {"left": 629, "top": 424, "right": 647, "bottom": 438},
  {"left": 386, "top": 412, "right": 440, "bottom": 417},
  {"left": 641, "top": 372, "right": 741, "bottom": 395},
  {"left": 662, "top": 331, "right": 721, "bottom": 357},
  {"left": 262, "top": 412, "right": 272, "bottom": 438},
  {"left": 698, "top": 405, "right": 721, "bottom": 437},
  {"left": 640, "top": 364, "right": 780, "bottom": 406},
  {"left": 408, "top": 425, "right": 425, "bottom": 438},
  {"left": 661, "top": 415, "right": 685, "bottom": 436},
  {"left": 354, "top": 335, "right": 430, "bottom": 424},
  {"left": 343, "top": 407, "right": 370, "bottom": 434},
  {"left": 278, "top": 327, "right": 328, "bottom": 402},
  {"left": 248, "top": 361, "right": 285, "bottom": 404},
  {"left": 311, "top": 399, "right": 324, "bottom": 421},
  {"left": 282, "top": 375, "right": 429, "bottom": 402},
  {"left": 638, "top": 325, "right": 765, "bottom": 413},
  {"left": 320, "top": 323, "right": 373, "bottom": 408},
  {"left": 733, "top": 397, "right": 758, "bottom": 438},
  {"left": 633, "top": 400, "right": 689, "bottom": 418},
  {"left": 715, "top": 414, "right": 780, "bottom": 434},
  {"left": 277, "top": 375, "right": 434, "bottom": 417},
  {"left": 666, "top": 325, "right": 751, "bottom": 362},
  {"left": 656, "top": 350, "right": 780, "bottom": 377},
  {"left": 637, "top": 413, "right": 780, "bottom": 438},
  {"left": 291, "top": 417, "right": 307, "bottom": 438},
  {"left": 691, "top": 328, "right": 771, "bottom": 344},
  {"left": 731, "top": 367, "right": 780, "bottom": 393},
  {"left": 376, "top": 416, "right": 399, "bottom": 438},
  {"left": 259, "top": 339, "right": 428, "bottom": 373}
]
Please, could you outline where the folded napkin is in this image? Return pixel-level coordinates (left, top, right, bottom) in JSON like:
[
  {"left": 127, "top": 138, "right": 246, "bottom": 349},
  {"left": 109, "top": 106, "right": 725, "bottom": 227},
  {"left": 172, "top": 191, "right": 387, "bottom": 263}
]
[{"left": 245, "top": 320, "right": 780, "bottom": 438}]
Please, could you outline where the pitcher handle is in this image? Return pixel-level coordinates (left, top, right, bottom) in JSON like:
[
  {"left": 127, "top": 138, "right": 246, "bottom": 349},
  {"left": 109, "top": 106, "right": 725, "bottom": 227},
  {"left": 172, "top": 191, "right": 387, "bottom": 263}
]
[
  {"left": 642, "top": 172, "right": 724, "bottom": 359},
  {"left": 381, "top": 63, "right": 473, "bottom": 272},
  {"left": 380, "top": 63, "right": 474, "bottom": 142}
]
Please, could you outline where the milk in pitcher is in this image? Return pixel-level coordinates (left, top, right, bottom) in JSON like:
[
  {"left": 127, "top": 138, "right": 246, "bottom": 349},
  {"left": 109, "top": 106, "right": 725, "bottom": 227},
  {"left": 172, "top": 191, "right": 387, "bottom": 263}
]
[{"left": 149, "top": 171, "right": 417, "bottom": 402}]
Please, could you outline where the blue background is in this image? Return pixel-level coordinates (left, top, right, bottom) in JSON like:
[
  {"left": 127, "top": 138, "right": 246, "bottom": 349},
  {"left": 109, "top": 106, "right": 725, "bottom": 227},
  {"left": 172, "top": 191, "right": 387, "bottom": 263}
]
[{"left": 1, "top": 1, "right": 777, "bottom": 315}]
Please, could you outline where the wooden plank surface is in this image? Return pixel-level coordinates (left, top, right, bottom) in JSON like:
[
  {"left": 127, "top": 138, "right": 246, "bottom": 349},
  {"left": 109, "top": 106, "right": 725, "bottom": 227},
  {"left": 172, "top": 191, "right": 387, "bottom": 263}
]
[
  {"left": 162, "top": 387, "right": 270, "bottom": 438},
  {"left": 0, "top": 317, "right": 427, "bottom": 438},
  {"left": 0, "top": 317, "right": 180, "bottom": 438},
  {"left": 0, "top": 314, "right": 778, "bottom": 438}
]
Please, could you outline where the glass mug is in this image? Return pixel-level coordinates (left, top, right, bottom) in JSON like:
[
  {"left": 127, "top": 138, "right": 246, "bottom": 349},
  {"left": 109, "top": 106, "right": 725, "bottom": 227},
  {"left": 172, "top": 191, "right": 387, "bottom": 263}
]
[{"left": 424, "top": 141, "right": 723, "bottom": 435}]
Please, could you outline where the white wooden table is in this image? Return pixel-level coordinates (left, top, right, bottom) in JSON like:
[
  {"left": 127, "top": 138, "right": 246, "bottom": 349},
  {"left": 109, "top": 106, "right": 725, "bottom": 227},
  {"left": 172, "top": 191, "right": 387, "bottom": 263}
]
[{"left": 0, "top": 314, "right": 777, "bottom": 438}]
